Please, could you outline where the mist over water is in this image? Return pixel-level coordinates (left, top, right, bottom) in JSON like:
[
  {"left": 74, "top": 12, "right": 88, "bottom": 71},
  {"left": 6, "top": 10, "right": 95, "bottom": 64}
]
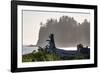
[{"left": 23, "top": 15, "right": 90, "bottom": 55}]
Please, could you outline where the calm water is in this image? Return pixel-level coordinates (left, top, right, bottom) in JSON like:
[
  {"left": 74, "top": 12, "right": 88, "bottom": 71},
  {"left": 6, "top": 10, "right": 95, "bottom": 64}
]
[
  {"left": 22, "top": 46, "right": 77, "bottom": 55},
  {"left": 22, "top": 46, "right": 38, "bottom": 55}
]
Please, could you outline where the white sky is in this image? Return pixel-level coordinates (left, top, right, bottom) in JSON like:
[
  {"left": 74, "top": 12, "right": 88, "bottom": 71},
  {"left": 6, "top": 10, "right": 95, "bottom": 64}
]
[{"left": 23, "top": 10, "right": 90, "bottom": 45}]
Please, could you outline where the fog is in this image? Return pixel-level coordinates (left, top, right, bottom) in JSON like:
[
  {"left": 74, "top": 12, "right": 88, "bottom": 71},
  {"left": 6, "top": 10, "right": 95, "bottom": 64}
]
[{"left": 36, "top": 16, "right": 90, "bottom": 47}]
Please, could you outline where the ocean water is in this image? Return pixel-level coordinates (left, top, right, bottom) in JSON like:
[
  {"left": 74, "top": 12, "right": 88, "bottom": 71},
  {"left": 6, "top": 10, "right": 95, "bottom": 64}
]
[
  {"left": 22, "top": 46, "right": 77, "bottom": 55},
  {"left": 59, "top": 47, "right": 77, "bottom": 50},
  {"left": 22, "top": 46, "right": 38, "bottom": 55}
]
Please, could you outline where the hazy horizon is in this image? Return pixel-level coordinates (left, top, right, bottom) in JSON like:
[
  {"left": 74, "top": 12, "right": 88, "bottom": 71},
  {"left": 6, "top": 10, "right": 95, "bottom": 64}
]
[{"left": 23, "top": 10, "right": 90, "bottom": 46}]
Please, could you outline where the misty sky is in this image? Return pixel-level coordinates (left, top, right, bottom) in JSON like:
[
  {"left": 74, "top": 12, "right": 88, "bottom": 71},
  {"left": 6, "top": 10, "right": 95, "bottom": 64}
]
[{"left": 23, "top": 10, "right": 90, "bottom": 45}]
